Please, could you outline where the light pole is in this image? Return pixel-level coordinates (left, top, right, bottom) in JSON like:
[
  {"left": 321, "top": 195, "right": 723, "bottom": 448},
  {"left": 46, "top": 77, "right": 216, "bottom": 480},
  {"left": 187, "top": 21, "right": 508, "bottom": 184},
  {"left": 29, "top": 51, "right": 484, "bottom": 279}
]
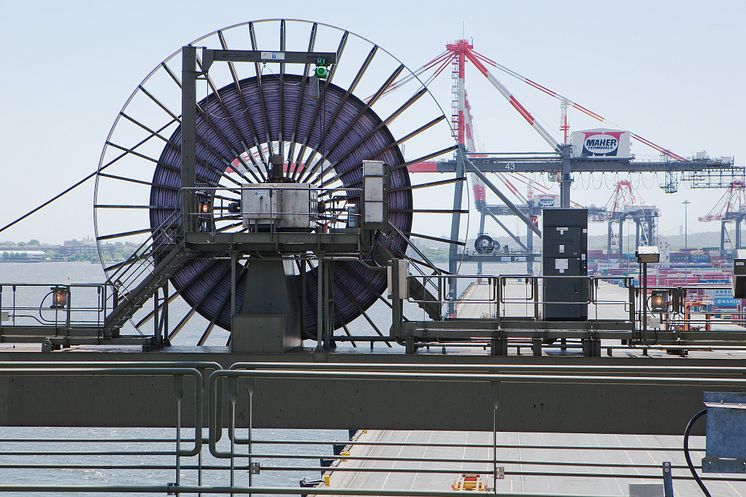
[{"left": 682, "top": 200, "right": 691, "bottom": 249}]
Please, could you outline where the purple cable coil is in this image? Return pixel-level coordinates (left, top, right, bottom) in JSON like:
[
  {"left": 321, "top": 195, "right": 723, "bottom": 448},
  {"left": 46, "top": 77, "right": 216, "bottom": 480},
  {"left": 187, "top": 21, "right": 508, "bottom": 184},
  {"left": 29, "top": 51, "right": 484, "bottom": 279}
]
[{"left": 149, "top": 74, "right": 412, "bottom": 338}]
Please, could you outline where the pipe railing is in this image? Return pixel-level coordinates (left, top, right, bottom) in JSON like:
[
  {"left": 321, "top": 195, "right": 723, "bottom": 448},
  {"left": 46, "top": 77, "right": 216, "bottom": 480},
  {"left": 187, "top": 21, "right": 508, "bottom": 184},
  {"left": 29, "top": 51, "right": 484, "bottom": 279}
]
[
  {"left": 0, "top": 362, "right": 743, "bottom": 493},
  {"left": 0, "top": 282, "right": 109, "bottom": 331}
]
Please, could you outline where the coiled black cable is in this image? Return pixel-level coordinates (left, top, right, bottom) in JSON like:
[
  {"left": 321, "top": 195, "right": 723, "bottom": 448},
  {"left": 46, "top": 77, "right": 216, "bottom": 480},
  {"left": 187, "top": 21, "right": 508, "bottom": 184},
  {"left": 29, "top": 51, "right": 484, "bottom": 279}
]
[
  {"left": 684, "top": 408, "right": 711, "bottom": 497},
  {"left": 150, "top": 73, "right": 411, "bottom": 338}
]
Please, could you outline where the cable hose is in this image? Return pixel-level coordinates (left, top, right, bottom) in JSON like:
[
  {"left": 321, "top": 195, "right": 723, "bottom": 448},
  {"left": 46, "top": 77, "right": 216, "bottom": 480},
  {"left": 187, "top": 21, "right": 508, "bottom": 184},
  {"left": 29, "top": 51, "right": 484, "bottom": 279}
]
[
  {"left": 684, "top": 408, "right": 711, "bottom": 497},
  {"left": 149, "top": 73, "right": 412, "bottom": 338}
]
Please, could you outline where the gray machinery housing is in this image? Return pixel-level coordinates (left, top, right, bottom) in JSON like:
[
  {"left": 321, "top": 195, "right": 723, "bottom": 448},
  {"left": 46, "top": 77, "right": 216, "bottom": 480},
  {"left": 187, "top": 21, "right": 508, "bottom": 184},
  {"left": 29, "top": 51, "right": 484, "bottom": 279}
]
[
  {"left": 542, "top": 208, "right": 589, "bottom": 320},
  {"left": 733, "top": 249, "right": 746, "bottom": 298}
]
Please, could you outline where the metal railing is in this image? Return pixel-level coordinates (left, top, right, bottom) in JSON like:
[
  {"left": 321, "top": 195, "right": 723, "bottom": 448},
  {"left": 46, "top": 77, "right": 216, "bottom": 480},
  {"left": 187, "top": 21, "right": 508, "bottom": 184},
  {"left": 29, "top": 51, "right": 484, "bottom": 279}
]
[
  {"left": 0, "top": 282, "right": 109, "bottom": 331},
  {"left": 0, "top": 361, "right": 744, "bottom": 494},
  {"left": 0, "top": 212, "right": 182, "bottom": 341},
  {"left": 103, "top": 209, "right": 181, "bottom": 308},
  {"left": 405, "top": 273, "right": 635, "bottom": 323},
  {"left": 0, "top": 361, "right": 208, "bottom": 493},
  {"left": 393, "top": 271, "right": 746, "bottom": 354}
]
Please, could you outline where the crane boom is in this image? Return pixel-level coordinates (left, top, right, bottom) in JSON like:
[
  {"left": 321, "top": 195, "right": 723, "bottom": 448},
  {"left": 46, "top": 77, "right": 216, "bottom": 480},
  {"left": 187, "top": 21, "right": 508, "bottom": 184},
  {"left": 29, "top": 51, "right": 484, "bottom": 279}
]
[{"left": 463, "top": 49, "right": 562, "bottom": 153}]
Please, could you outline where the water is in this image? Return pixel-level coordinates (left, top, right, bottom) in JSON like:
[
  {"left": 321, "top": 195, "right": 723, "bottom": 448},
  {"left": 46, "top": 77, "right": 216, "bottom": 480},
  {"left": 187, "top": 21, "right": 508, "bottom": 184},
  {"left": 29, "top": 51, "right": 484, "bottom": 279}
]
[
  {"left": 0, "top": 259, "right": 530, "bottom": 495},
  {"left": 0, "top": 259, "right": 531, "bottom": 348},
  {"left": 0, "top": 262, "right": 349, "bottom": 495}
]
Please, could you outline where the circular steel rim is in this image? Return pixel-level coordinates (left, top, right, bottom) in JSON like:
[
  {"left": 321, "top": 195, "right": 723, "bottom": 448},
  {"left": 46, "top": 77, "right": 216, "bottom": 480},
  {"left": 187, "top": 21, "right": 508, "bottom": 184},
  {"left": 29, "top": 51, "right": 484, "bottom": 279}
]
[{"left": 93, "top": 18, "right": 466, "bottom": 344}]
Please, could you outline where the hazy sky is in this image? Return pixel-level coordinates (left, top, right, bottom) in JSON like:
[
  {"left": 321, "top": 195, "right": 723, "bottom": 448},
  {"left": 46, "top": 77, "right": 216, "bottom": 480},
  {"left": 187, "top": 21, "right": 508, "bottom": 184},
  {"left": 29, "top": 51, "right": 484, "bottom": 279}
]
[{"left": 1, "top": 0, "right": 745, "bottom": 244}]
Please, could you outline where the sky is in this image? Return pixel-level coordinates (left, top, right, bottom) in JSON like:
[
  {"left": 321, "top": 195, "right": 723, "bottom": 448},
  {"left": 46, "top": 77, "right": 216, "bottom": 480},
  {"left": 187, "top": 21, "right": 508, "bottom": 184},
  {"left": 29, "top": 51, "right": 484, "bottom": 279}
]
[{"left": 0, "top": 0, "right": 745, "bottom": 245}]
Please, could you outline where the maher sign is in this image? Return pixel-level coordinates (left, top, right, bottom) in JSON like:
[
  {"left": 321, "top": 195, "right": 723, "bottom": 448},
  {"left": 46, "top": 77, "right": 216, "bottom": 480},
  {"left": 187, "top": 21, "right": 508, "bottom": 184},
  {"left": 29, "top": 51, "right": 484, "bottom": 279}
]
[
  {"left": 537, "top": 194, "right": 557, "bottom": 207},
  {"left": 571, "top": 129, "right": 631, "bottom": 159}
]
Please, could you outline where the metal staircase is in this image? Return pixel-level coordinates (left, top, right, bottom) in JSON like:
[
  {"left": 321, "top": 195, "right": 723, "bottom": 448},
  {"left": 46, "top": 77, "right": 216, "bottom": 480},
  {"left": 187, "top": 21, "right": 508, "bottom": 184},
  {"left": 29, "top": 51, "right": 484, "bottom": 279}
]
[{"left": 103, "top": 213, "right": 190, "bottom": 337}]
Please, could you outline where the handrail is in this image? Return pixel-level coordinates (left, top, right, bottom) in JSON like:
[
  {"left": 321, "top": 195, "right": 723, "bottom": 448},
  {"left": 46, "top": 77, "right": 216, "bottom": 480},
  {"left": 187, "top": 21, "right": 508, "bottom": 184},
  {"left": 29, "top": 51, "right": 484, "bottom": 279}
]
[{"left": 105, "top": 210, "right": 181, "bottom": 294}]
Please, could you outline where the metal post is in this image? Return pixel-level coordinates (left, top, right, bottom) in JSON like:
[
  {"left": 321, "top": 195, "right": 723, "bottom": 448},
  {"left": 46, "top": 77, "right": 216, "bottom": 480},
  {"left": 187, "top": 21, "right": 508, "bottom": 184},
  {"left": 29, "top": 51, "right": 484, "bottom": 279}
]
[
  {"left": 316, "top": 255, "right": 324, "bottom": 352},
  {"left": 230, "top": 250, "right": 237, "bottom": 320},
  {"left": 173, "top": 376, "right": 184, "bottom": 497},
  {"left": 642, "top": 262, "right": 648, "bottom": 342},
  {"left": 618, "top": 218, "right": 624, "bottom": 260},
  {"left": 560, "top": 155, "right": 572, "bottom": 208},
  {"left": 447, "top": 148, "right": 466, "bottom": 315},
  {"left": 64, "top": 286, "right": 71, "bottom": 335},
  {"left": 197, "top": 448, "right": 202, "bottom": 497},
  {"left": 662, "top": 461, "right": 674, "bottom": 497},
  {"left": 229, "top": 397, "right": 235, "bottom": 488},
  {"left": 477, "top": 210, "right": 486, "bottom": 276},
  {"left": 647, "top": 213, "right": 655, "bottom": 246},
  {"left": 635, "top": 220, "right": 641, "bottom": 251},
  {"left": 526, "top": 215, "right": 534, "bottom": 275},
  {"left": 153, "top": 291, "right": 159, "bottom": 341},
  {"left": 490, "top": 381, "right": 499, "bottom": 495},
  {"left": 721, "top": 220, "right": 726, "bottom": 255},
  {"left": 390, "top": 260, "right": 403, "bottom": 340},
  {"left": 300, "top": 257, "right": 307, "bottom": 337},
  {"left": 175, "top": 396, "right": 181, "bottom": 496},
  {"left": 607, "top": 220, "right": 613, "bottom": 257},
  {"left": 163, "top": 285, "right": 169, "bottom": 344},
  {"left": 248, "top": 384, "right": 254, "bottom": 487},
  {"left": 682, "top": 200, "right": 690, "bottom": 250},
  {"left": 325, "top": 258, "right": 334, "bottom": 350},
  {"left": 181, "top": 46, "right": 198, "bottom": 234},
  {"left": 737, "top": 217, "right": 743, "bottom": 249}
]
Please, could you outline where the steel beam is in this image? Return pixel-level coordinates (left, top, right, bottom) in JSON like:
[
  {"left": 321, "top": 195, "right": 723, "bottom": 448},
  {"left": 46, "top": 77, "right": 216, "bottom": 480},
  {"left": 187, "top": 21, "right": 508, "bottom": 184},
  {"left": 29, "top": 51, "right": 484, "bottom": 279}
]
[
  {"left": 0, "top": 353, "right": 741, "bottom": 434},
  {"left": 447, "top": 148, "right": 466, "bottom": 314},
  {"left": 202, "top": 49, "right": 337, "bottom": 71},
  {"left": 560, "top": 148, "right": 572, "bottom": 207},
  {"left": 427, "top": 157, "right": 741, "bottom": 174},
  {"left": 465, "top": 155, "right": 541, "bottom": 237},
  {"left": 181, "top": 46, "right": 198, "bottom": 234}
]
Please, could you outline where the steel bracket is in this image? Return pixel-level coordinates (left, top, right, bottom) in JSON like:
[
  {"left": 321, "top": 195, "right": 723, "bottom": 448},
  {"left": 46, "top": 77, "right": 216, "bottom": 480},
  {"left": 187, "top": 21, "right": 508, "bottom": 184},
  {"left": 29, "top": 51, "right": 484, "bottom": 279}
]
[{"left": 703, "top": 391, "right": 746, "bottom": 473}]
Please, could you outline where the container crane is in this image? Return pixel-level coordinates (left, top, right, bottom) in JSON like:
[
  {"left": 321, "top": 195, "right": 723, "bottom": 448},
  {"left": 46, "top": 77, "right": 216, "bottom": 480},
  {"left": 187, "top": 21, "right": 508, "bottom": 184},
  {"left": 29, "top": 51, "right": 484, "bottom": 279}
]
[
  {"left": 699, "top": 180, "right": 746, "bottom": 254},
  {"left": 592, "top": 180, "right": 660, "bottom": 258},
  {"left": 384, "top": 37, "right": 741, "bottom": 286},
  {"left": 402, "top": 39, "right": 743, "bottom": 206}
]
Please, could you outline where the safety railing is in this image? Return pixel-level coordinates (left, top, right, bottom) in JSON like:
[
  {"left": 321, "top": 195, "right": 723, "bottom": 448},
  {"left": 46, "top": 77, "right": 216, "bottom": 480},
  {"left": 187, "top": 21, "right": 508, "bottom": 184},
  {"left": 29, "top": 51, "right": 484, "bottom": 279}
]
[
  {"left": 394, "top": 271, "right": 746, "bottom": 355},
  {"left": 0, "top": 361, "right": 211, "bottom": 493},
  {"left": 404, "top": 273, "right": 636, "bottom": 323},
  {"left": 497, "top": 274, "right": 636, "bottom": 323},
  {"left": 639, "top": 284, "right": 746, "bottom": 328},
  {"left": 0, "top": 361, "right": 744, "bottom": 494},
  {"left": 0, "top": 282, "right": 109, "bottom": 332},
  {"left": 103, "top": 209, "right": 181, "bottom": 307},
  {"left": 205, "top": 363, "right": 746, "bottom": 495}
]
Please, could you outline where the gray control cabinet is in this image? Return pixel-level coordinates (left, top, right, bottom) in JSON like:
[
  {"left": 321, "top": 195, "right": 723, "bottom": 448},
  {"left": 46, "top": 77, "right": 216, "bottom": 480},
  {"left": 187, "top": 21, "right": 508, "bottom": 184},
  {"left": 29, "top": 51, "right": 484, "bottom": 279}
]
[{"left": 543, "top": 208, "right": 588, "bottom": 320}]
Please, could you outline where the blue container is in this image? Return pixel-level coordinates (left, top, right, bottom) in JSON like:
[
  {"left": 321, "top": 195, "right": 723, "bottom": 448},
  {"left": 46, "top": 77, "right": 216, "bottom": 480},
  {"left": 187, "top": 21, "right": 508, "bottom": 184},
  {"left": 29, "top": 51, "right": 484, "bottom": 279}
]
[{"left": 714, "top": 297, "right": 740, "bottom": 308}]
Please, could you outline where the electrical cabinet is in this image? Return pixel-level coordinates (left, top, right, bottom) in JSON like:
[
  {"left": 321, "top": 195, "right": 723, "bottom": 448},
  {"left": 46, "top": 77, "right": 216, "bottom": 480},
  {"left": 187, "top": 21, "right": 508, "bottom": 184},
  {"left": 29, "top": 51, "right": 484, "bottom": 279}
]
[{"left": 543, "top": 208, "right": 588, "bottom": 320}]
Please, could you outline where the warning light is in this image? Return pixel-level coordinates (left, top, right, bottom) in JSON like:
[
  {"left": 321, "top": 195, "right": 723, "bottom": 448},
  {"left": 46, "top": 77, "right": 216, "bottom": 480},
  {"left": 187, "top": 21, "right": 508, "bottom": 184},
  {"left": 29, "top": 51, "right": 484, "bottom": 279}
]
[
  {"left": 50, "top": 287, "right": 69, "bottom": 309},
  {"left": 651, "top": 291, "right": 669, "bottom": 313},
  {"left": 314, "top": 66, "right": 329, "bottom": 79}
]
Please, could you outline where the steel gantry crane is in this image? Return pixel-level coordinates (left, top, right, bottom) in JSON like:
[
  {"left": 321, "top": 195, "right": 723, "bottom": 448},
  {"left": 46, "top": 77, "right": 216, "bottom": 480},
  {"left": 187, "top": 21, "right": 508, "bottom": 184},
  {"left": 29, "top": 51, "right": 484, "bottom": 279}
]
[
  {"left": 395, "top": 37, "right": 743, "bottom": 280},
  {"left": 405, "top": 39, "right": 742, "bottom": 200},
  {"left": 699, "top": 180, "right": 746, "bottom": 255},
  {"left": 590, "top": 180, "right": 660, "bottom": 259}
]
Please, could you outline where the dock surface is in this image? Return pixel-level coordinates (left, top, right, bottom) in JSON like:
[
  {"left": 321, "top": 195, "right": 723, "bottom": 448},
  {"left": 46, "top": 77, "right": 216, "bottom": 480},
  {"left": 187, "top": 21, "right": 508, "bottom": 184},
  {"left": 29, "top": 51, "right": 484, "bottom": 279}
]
[
  {"left": 321, "top": 429, "right": 746, "bottom": 496},
  {"left": 320, "top": 280, "right": 746, "bottom": 496}
]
